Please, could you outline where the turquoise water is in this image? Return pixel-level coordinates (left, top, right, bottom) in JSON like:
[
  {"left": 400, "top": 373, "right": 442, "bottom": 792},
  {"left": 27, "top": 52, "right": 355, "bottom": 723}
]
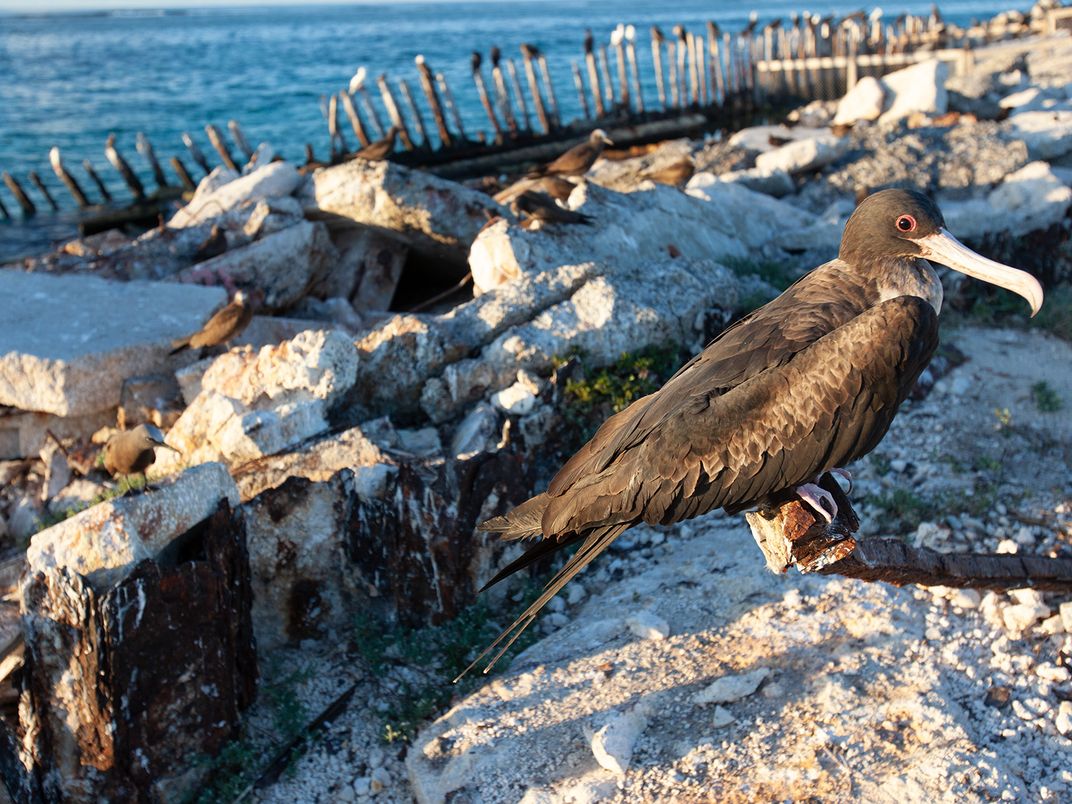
[{"left": 0, "top": 0, "right": 1013, "bottom": 257}]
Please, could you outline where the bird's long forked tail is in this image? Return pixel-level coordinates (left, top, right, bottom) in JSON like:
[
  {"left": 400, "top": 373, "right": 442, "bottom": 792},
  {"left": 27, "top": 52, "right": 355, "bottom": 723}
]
[{"left": 453, "top": 521, "right": 629, "bottom": 683}]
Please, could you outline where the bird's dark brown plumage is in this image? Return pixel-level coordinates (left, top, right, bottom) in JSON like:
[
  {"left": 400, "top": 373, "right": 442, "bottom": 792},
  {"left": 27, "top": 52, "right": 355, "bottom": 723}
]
[
  {"left": 103, "top": 423, "right": 179, "bottom": 480},
  {"left": 352, "top": 127, "right": 399, "bottom": 162},
  {"left": 461, "top": 188, "right": 1045, "bottom": 678},
  {"left": 170, "top": 291, "right": 254, "bottom": 354},
  {"left": 512, "top": 191, "right": 593, "bottom": 226},
  {"left": 529, "top": 129, "right": 613, "bottom": 178}
]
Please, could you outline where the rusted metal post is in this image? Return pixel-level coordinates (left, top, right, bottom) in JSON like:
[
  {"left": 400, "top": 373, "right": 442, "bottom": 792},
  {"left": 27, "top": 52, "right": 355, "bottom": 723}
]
[
  {"left": 181, "top": 132, "right": 212, "bottom": 176},
  {"left": 537, "top": 53, "right": 560, "bottom": 128},
  {"left": 708, "top": 22, "right": 724, "bottom": 104},
  {"left": 673, "top": 26, "right": 688, "bottom": 107},
  {"left": 571, "top": 61, "right": 591, "bottom": 118},
  {"left": 489, "top": 47, "right": 518, "bottom": 134},
  {"left": 520, "top": 44, "right": 548, "bottom": 133},
  {"left": 82, "top": 159, "right": 111, "bottom": 202},
  {"left": 168, "top": 156, "right": 196, "bottom": 193},
  {"left": 612, "top": 26, "right": 629, "bottom": 111},
  {"left": 0, "top": 195, "right": 9, "bottom": 219},
  {"left": 326, "top": 93, "right": 349, "bottom": 158},
  {"left": 227, "top": 119, "right": 254, "bottom": 160},
  {"left": 471, "top": 51, "right": 503, "bottom": 142},
  {"left": 625, "top": 25, "right": 644, "bottom": 113},
  {"left": 666, "top": 30, "right": 680, "bottom": 107},
  {"left": 436, "top": 72, "right": 467, "bottom": 141},
  {"left": 505, "top": 58, "right": 532, "bottom": 132},
  {"left": 598, "top": 44, "right": 615, "bottom": 109},
  {"left": 340, "top": 90, "right": 371, "bottom": 148},
  {"left": 49, "top": 147, "right": 89, "bottom": 207},
  {"left": 651, "top": 26, "right": 668, "bottom": 111},
  {"left": 415, "top": 55, "right": 453, "bottom": 148},
  {"left": 350, "top": 67, "right": 386, "bottom": 138},
  {"left": 584, "top": 30, "right": 605, "bottom": 118},
  {"left": 397, "top": 79, "right": 429, "bottom": 148},
  {"left": 106, "top": 134, "right": 146, "bottom": 199},
  {"left": 205, "top": 124, "right": 239, "bottom": 172},
  {"left": 2, "top": 172, "right": 35, "bottom": 216},
  {"left": 376, "top": 74, "right": 415, "bottom": 150},
  {"left": 134, "top": 133, "right": 168, "bottom": 190},
  {"left": 28, "top": 171, "right": 58, "bottom": 210}
]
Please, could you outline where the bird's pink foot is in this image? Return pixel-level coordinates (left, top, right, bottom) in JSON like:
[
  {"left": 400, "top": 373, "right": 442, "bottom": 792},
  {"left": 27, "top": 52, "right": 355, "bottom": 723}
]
[
  {"left": 795, "top": 482, "right": 838, "bottom": 523},
  {"left": 829, "top": 467, "right": 853, "bottom": 494}
]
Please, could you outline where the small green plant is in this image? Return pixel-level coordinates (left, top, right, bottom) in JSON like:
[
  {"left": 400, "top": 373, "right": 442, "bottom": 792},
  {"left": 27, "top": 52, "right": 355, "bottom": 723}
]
[
  {"left": 1031, "top": 381, "right": 1063, "bottom": 413},
  {"left": 1034, "top": 285, "right": 1072, "bottom": 341},
  {"left": 35, "top": 475, "right": 149, "bottom": 533},
  {"left": 865, "top": 488, "right": 938, "bottom": 530}
]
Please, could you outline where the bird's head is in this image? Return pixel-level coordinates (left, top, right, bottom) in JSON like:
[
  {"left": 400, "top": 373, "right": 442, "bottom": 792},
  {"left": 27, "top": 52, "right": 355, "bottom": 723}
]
[
  {"left": 590, "top": 129, "right": 614, "bottom": 146},
  {"left": 233, "top": 290, "right": 248, "bottom": 306},
  {"left": 135, "top": 423, "right": 181, "bottom": 454},
  {"left": 840, "top": 188, "right": 1043, "bottom": 317}
]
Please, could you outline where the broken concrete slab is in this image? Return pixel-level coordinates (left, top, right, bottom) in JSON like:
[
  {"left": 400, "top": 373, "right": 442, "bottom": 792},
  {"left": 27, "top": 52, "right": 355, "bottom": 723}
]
[
  {"left": 833, "top": 76, "right": 886, "bottom": 126},
  {"left": 1003, "top": 109, "right": 1072, "bottom": 159},
  {"left": 754, "top": 134, "right": 849, "bottom": 175},
  {"left": 878, "top": 59, "right": 950, "bottom": 125},
  {"left": 169, "top": 161, "right": 304, "bottom": 228},
  {"left": 0, "top": 271, "right": 227, "bottom": 416},
  {"left": 305, "top": 158, "right": 510, "bottom": 265},
  {"left": 25, "top": 461, "right": 239, "bottom": 590}
]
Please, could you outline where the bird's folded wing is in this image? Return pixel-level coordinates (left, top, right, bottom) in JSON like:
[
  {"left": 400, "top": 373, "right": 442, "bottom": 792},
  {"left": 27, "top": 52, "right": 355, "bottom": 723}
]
[{"left": 543, "top": 295, "right": 938, "bottom": 534}]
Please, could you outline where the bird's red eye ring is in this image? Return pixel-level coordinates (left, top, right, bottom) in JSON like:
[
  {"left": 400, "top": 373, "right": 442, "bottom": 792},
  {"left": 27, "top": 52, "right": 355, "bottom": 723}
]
[{"left": 896, "top": 214, "right": 916, "bottom": 233}]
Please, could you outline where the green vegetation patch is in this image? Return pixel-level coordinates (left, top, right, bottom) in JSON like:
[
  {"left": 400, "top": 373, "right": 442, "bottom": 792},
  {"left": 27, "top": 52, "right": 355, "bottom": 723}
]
[{"left": 1031, "top": 380, "right": 1063, "bottom": 413}]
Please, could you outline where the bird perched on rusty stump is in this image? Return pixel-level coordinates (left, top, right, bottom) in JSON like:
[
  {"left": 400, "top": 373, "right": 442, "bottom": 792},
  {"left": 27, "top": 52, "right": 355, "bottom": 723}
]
[
  {"left": 529, "top": 129, "right": 613, "bottom": 178},
  {"left": 102, "top": 424, "right": 180, "bottom": 486},
  {"left": 352, "top": 126, "right": 399, "bottom": 162},
  {"left": 511, "top": 190, "right": 593, "bottom": 227},
  {"left": 170, "top": 289, "right": 254, "bottom": 354},
  {"left": 459, "top": 188, "right": 1044, "bottom": 678}
]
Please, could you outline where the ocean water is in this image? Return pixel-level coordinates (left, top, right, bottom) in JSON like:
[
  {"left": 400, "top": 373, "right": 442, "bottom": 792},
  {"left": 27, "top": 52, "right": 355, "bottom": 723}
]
[{"left": 0, "top": 0, "right": 1012, "bottom": 258}]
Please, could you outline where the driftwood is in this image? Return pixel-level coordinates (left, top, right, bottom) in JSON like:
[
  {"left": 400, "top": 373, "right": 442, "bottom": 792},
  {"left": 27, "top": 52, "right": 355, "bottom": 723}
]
[{"left": 745, "top": 473, "right": 1072, "bottom": 592}]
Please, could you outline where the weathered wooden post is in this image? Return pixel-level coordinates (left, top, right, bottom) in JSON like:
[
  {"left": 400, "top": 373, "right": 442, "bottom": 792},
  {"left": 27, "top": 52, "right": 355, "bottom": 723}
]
[
  {"left": 181, "top": 132, "right": 212, "bottom": 176},
  {"left": 506, "top": 56, "right": 533, "bottom": 132},
  {"left": 16, "top": 467, "right": 256, "bottom": 803},
  {"left": 612, "top": 25, "right": 630, "bottom": 111},
  {"left": 471, "top": 51, "right": 503, "bottom": 142},
  {"left": 625, "top": 24, "right": 644, "bottom": 113},
  {"left": 350, "top": 67, "right": 386, "bottom": 138},
  {"left": 536, "top": 51, "right": 560, "bottom": 127},
  {"left": 489, "top": 47, "right": 518, "bottom": 134},
  {"left": 1, "top": 172, "right": 33, "bottom": 216},
  {"left": 205, "top": 123, "right": 240, "bottom": 172},
  {"left": 520, "top": 43, "right": 549, "bottom": 133},
  {"left": 652, "top": 26, "right": 668, "bottom": 110},
  {"left": 105, "top": 134, "right": 146, "bottom": 200},
  {"left": 27, "top": 171, "right": 58, "bottom": 211},
  {"left": 326, "top": 93, "right": 348, "bottom": 158},
  {"left": 673, "top": 26, "right": 688, "bottom": 107},
  {"left": 571, "top": 60, "right": 591, "bottom": 118},
  {"left": 598, "top": 43, "right": 615, "bottom": 109},
  {"left": 135, "top": 133, "right": 169, "bottom": 190},
  {"left": 397, "top": 78, "right": 430, "bottom": 148},
  {"left": 340, "top": 90, "right": 372, "bottom": 148},
  {"left": 227, "top": 119, "right": 254, "bottom": 160},
  {"left": 415, "top": 55, "right": 453, "bottom": 148},
  {"left": 82, "top": 159, "right": 112, "bottom": 202},
  {"left": 376, "top": 74, "right": 415, "bottom": 150},
  {"left": 584, "top": 30, "right": 605, "bottom": 118},
  {"left": 168, "top": 156, "right": 197, "bottom": 193},
  {"left": 0, "top": 195, "right": 9, "bottom": 219},
  {"left": 49, "top": 147, "right": 90, "bottom": 208},
  {"left": 436, "top": 72, "right": 467, "bottom": 141}
]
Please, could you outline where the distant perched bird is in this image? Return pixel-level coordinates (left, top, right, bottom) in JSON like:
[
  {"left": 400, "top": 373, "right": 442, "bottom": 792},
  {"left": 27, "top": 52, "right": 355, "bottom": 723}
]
[
  {"left": 511, "top": 191, "right": 593, "bottom": 226},
  {"left": 459, "top": 188, "right": 1044, "bottom": 678},
  {"left": 641, "top": 157, "right": 695, "bottom": 187},
  {"left": 170, "top": 290, "right": 254, "bottom": 354},
  {"left": 352, "top": 126, "right": 399, "bottom": 162},
  {"left": 529, "top": 129, "right": 614, "bottom": 178},
  {"left": 103, "top": 424, "right": 180, "bottom": 484}
]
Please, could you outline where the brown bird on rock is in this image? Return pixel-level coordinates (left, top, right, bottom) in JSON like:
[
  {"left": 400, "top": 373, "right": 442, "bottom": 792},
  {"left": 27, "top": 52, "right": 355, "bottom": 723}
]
[
  {"left": 352, "top": 126, "right": 399, "bottom": 162},
  {"left": 170, "top": 290, "right": 254, "bottom": 355},
  {"left": 511, "top": 191, "right": 593, "bottom": 226},
  {"left": 102, "top": 424, "right": 180, "bottom": 485},
  {"left": 529, "top": 129, "right": 613, "bottom": 178},
  {"left": 460, "top": 188, "right": 1044, "bottom": 677}
]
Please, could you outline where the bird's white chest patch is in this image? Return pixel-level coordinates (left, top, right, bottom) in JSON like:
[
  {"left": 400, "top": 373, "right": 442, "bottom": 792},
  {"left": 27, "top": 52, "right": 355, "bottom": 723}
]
[{"left": 877, "top": 260, "right": 944, "bottom": 313}]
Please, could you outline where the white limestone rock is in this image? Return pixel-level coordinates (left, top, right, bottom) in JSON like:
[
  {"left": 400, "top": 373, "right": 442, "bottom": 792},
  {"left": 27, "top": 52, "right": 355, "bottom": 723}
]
[
  {"left": 1003, "top": 109, "right": 1072, "bottom": 159},
  {"left": 754, "top": 133, "right": 849, "bottom": 175},
  {"left": 169, "top": 161, "right": 304, "bottom": 228},
  {"left": 694, "top": 667, "right": 771, "bottom": 704},
  {"left": 878, "top": 59, "right": 949, "bottom": 125},
  {"left": 589, "top": 703, "right": 652, "bottom": 776},
  {"left": 941, "top": 161, "right": 1072, "bottom": 240},
  {"left": 626, "top": 610, "right": 670, "bottom": 641},
  {"left": 0, "top": 271, "right": 226, "bottom": 417},
  {"left": 833, "top": 76, "right": 886, "bottom": 126},
  {"left": 25, "top": 462, "right": 238, "bottom": 591}
]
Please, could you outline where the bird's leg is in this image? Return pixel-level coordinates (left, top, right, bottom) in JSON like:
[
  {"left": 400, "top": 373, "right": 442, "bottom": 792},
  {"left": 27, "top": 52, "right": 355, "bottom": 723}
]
[
  {"left": 794, "top": 482, "right": 838, "bottom": 524},
  {"left": 828, "top": 467, "right": 853, "bottom": 494}
]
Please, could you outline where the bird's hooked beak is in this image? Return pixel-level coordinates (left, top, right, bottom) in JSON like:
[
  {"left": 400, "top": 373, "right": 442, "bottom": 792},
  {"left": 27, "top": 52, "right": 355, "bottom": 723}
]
[
  {"left": 150, "top": 437, "right": 181, "bottom": 455},
  {"left": 914, "top": 228, "right": 1044, "bottom": 317}
]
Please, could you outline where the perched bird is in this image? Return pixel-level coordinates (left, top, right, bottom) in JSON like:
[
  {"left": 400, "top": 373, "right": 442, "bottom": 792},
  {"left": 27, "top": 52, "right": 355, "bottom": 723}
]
[
  {"left": 352, "top": 126, "right": 399, "bottom": 162},
  {"left": 493, "top": 175, "right": 576, "bottom": 206},
  {"left": 461, "top": 188, "right": 1044, "bottom": 677},
  {"left": 641, "top": 157, "right": 695, "bottom": 187},
  {"left": 529, "top": 129, "right": 614, "bottom": 178},
  {"left": 511, "top": 191, "right": 593, "bottom": 226},
  {"left": 102, "top": 424, "right": 180, "bottom": 485},
  {"left": 170, "top": 290, "right": 254, "bottom": 354}
]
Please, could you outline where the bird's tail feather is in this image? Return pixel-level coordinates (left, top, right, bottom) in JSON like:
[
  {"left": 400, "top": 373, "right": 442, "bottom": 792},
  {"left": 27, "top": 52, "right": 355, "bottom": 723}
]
[
  {"left": 168, "top": 338, "right": 189, "bottom": 355},
  {"left": 477, "top": 492, "right": 550, "bottom": 541},
  {"left": 454, "top": 522, "right": 628, "bottom": 683}
]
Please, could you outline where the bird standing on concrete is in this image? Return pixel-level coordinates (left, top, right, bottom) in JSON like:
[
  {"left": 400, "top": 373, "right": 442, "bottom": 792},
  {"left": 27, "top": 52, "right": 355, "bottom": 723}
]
[
  {"left": 170, "top": 290, "right": 254, "bottom": 355},
  {"left": 102, "top": 424, "right": 180, "bottom": 486},
  {"left": 352, "top": 126, "right": 399, "bottom": 162},
  {"left": 461, "top": 188, "right": 1044, "bottom": 677},
  {"left": 529, "top": 129, "right": 614, "bottom": 178},
  {"left": 511, "top": 191, "right": 593, "bottom": 226}
]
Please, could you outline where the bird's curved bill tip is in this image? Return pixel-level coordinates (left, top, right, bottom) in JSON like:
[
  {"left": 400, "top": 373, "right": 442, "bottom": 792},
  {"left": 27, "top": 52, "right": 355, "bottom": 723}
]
[
  {"left": 916, "top": 229, "right": 1044, "bottom": 317},
  {"left": 152, "top": 439, "right": 182, "bottom": 454}
]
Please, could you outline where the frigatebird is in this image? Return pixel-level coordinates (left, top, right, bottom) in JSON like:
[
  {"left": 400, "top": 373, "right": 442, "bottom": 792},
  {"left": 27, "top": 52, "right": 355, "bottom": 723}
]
[
  {"left": 170, "top": 289, "right": 255, "bottom": 354},
  {"left": 459, "top": 188, "right": 1043, "bottom": 677},
  {"left": 528, "top": 129, "right": 614, "bottom": 178}
]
